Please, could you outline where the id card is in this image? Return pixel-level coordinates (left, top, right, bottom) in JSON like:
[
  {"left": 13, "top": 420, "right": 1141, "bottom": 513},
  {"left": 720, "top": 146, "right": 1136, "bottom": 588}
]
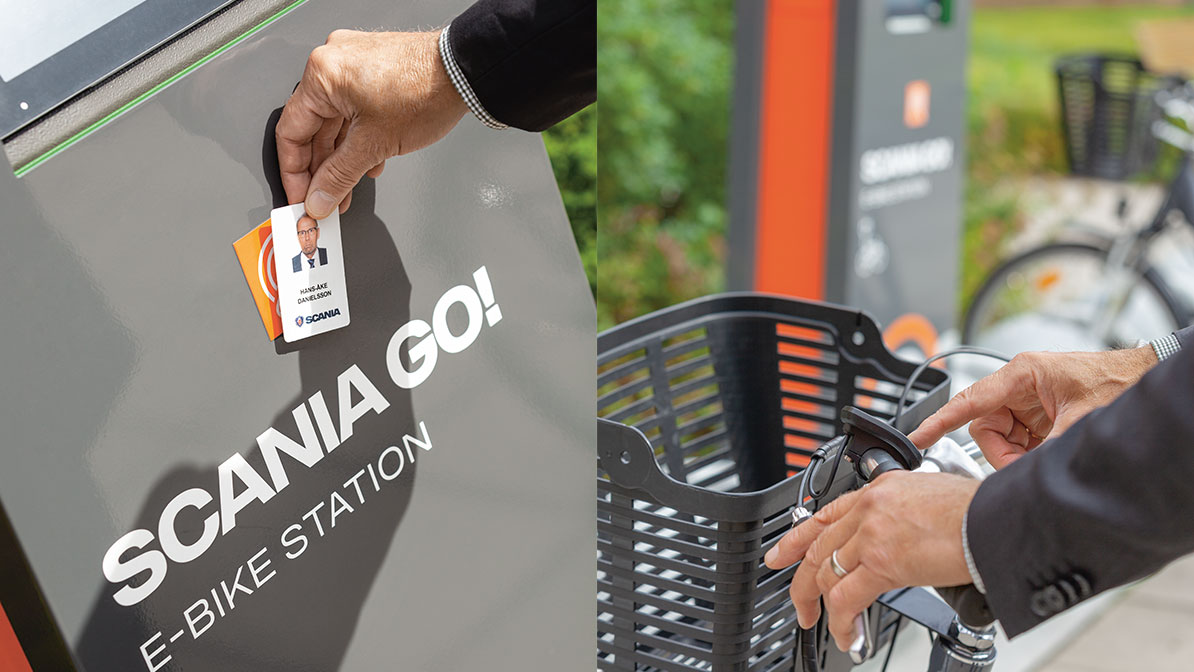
[
  {"left": 232, "top": 219, "right": 285, "bottom": 341},
  {"left": 271, "top": 204, "right": 351, "bottom": 342}
]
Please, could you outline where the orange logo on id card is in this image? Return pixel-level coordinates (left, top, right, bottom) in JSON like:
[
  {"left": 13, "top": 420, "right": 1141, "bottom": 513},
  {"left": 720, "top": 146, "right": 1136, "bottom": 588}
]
[{"left": 233, "top": 220, "right": 284, "bottom": 340}]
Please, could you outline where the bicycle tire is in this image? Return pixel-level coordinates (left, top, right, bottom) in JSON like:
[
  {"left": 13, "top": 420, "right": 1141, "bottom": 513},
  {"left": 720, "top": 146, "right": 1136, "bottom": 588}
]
[{"left": 963, "top": 241, "right": 1186, "bottom": 348}]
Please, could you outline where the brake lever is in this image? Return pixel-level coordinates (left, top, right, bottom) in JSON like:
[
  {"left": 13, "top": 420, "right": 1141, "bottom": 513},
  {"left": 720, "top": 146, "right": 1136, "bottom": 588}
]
[
  {"left": 848, "top": 613, "right": 873, "bottom": 664},
  {"left": 791, "top": 505, "right": 874, "bottom": 664}
]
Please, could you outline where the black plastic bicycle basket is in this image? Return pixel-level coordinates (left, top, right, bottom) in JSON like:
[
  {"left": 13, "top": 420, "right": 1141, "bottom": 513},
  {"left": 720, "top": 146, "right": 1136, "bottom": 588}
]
[
  {"left": 596, "top": 294, "right": 951, "bottom": 671},
  {"left": 1055, "top": 53, "right": 1182, "bottom": 180}
]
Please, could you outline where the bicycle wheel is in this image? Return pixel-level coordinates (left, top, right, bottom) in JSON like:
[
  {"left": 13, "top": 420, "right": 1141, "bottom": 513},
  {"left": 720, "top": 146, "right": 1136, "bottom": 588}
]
[{"left": 963, "top": 241, "right": 1185, "bottom": 352}]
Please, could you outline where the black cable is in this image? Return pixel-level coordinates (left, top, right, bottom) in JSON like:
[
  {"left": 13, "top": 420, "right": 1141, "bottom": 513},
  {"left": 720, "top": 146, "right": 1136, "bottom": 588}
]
[
  {"left": 807, "top": 452, "right": 841, "bottom": 501},
  {"left": 797, "top": 452, "right": 822, "bottom": 505},
  {"left": 797, "top": 436, "right": 846, "bottom": 510},
  {"left": 891, "top": 346, "right": 1012, "bottom": 428},
  {"left": 806, "top": 437, "right": 845, "bottom": 502},
  {"left": 879, "top": 615, "right": 903, "bottom": 672}
]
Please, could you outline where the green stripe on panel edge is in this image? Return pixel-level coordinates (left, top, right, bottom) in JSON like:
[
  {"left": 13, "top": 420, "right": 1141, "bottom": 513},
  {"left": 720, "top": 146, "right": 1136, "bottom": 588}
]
[{"left": 14, "top": 0, "right": 308, "bottom": 178}]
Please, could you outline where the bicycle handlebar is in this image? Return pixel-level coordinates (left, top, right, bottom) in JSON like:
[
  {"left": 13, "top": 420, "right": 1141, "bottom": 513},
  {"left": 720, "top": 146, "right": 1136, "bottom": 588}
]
[
  {"left": 1153, "top": 86, "right": 1194, "bottom": 152},
  {"left": 1152, "top": 119, "right": 1194, "bottom": 153},
  {"left": 800, "top": 407, "right": 998, "bottom": 671},
  {"left": 1157, "top": 85, "right": 1194, "bottom": 122}
]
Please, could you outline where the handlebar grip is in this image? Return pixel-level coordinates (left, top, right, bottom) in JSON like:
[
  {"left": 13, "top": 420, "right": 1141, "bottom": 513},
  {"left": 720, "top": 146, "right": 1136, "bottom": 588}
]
[
  {"left": 936, "top": 584, "right": 995, "bottom": 630},
  {"left": 858, "top": 447, "right": 905, "bottom": 480}
]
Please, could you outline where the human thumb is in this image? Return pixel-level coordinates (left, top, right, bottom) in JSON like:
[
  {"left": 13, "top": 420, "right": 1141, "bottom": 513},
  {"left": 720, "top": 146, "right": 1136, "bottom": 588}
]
[{"left": 305, "top": 127, "right": 377, "bottom": 218}]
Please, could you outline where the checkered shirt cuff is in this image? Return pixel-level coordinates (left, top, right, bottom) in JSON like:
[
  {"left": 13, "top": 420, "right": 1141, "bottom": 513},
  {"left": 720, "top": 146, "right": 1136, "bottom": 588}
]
[
  {"left": 962, "top": 510, "right": 987, "bottom": 594},
  {"left": 1150, "top": 333, "right": 1182, "bottom": 362},
  {"left": 439, "top": 24, "right": 508, "bottom": 130}
]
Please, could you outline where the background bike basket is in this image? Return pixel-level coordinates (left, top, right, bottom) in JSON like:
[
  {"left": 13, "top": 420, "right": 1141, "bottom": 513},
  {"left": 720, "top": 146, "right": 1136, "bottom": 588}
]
[
  {"left": 596, "top": 294, "right": 950, "bottom": 671},
  {"left": 1055, "top": 53, "right": 1183, "bottom": 180}
]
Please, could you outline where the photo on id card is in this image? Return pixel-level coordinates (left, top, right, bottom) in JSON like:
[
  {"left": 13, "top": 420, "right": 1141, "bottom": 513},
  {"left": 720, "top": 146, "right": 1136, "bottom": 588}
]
[{"left": 272, "top": 203, "right": 350, "bottom": 342}]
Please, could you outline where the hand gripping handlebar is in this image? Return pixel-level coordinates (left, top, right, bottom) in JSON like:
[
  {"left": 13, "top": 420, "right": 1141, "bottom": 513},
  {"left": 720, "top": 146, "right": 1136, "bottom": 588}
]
[{"left": 797, "top": 407, "right": 998, "bottom": 671}]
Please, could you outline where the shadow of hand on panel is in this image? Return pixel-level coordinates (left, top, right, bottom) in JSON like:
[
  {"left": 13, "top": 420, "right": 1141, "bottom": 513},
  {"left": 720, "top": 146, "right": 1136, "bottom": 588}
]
[{"left": 77, "top": 179, "right": 419, "bottom": 672}]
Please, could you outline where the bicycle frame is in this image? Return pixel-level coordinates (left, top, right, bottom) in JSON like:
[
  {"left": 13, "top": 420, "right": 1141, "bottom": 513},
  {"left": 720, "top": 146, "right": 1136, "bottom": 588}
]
[
  {"left": 877, "top": 588, "right": 996, "bottom": 672},
  {"left": 1086, "top": 154, "right": 1194, "bottom": 343}
]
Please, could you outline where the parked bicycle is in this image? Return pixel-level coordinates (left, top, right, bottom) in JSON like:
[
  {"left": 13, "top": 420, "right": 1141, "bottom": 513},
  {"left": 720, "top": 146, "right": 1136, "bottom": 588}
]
[{"left": 965, "top": 56, "right": 1194, "bottom": 352}]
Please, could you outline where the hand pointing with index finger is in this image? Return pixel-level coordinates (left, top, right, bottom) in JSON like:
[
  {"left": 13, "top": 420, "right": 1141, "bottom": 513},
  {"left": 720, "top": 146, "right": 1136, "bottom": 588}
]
[
  {"left": 276, "top": 29, "right": 467, "bottom": 219},
  {"left": 907, "top": 348, "right": 1156, "bottom": 469}
]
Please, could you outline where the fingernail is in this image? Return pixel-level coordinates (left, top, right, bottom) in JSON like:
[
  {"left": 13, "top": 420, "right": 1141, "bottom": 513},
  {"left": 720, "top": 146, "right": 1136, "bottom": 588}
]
[
  {"left": 764, "top": 543, "right": 778, "bottom": 567},
  {"left": 306, "top": 190, "right": 335, "bottom": 218}
]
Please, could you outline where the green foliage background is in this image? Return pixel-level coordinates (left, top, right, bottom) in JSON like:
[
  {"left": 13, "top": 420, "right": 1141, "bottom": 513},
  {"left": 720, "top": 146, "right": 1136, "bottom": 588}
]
[
  {"left": 544, "top": 104, "right": 598, "bottom": 298},
  {"left": 595, "top": 0, "right": 735, "bottom": 330},
  {"left": 593, "top": 2, "right": 1194, "bottom": 332}
]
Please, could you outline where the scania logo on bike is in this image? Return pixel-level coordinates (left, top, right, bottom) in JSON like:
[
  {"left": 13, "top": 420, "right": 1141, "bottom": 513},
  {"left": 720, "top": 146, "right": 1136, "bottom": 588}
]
[{"left": 297, "top": 309, "right": 342, "bottom": 326}]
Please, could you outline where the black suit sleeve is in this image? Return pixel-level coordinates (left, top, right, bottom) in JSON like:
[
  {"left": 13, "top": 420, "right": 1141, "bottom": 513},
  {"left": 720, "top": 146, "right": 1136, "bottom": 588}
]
[
  {"left": 966, "top": 342, "right": 1194, "bottom": 636},
  {"left": 447, "top": 0, "right": 596, "bottom": 131},
  {"left": 1176, "top": 325, "right": 1194, "bottom": 349}
]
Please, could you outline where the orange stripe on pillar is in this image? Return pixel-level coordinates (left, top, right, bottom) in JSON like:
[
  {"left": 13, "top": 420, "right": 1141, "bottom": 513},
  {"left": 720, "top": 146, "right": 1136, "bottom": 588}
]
[
  {"left": 0, "top": 602, "right": 33, "bottom": 672},
  {"left": 755, "top": 0, "right": 836, "bottom": 299}
]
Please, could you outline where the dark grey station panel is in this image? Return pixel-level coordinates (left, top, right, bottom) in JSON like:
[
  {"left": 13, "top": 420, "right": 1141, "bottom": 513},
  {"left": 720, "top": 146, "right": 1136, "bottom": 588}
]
[{"left": 0, "top": 1, "right": 594, "bottom": 670}]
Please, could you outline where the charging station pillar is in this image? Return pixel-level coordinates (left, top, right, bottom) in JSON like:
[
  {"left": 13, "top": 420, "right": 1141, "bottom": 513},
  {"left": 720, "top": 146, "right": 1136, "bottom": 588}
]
[{"left": 729, "top": 0, "right": 969, "bottom": 356}]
